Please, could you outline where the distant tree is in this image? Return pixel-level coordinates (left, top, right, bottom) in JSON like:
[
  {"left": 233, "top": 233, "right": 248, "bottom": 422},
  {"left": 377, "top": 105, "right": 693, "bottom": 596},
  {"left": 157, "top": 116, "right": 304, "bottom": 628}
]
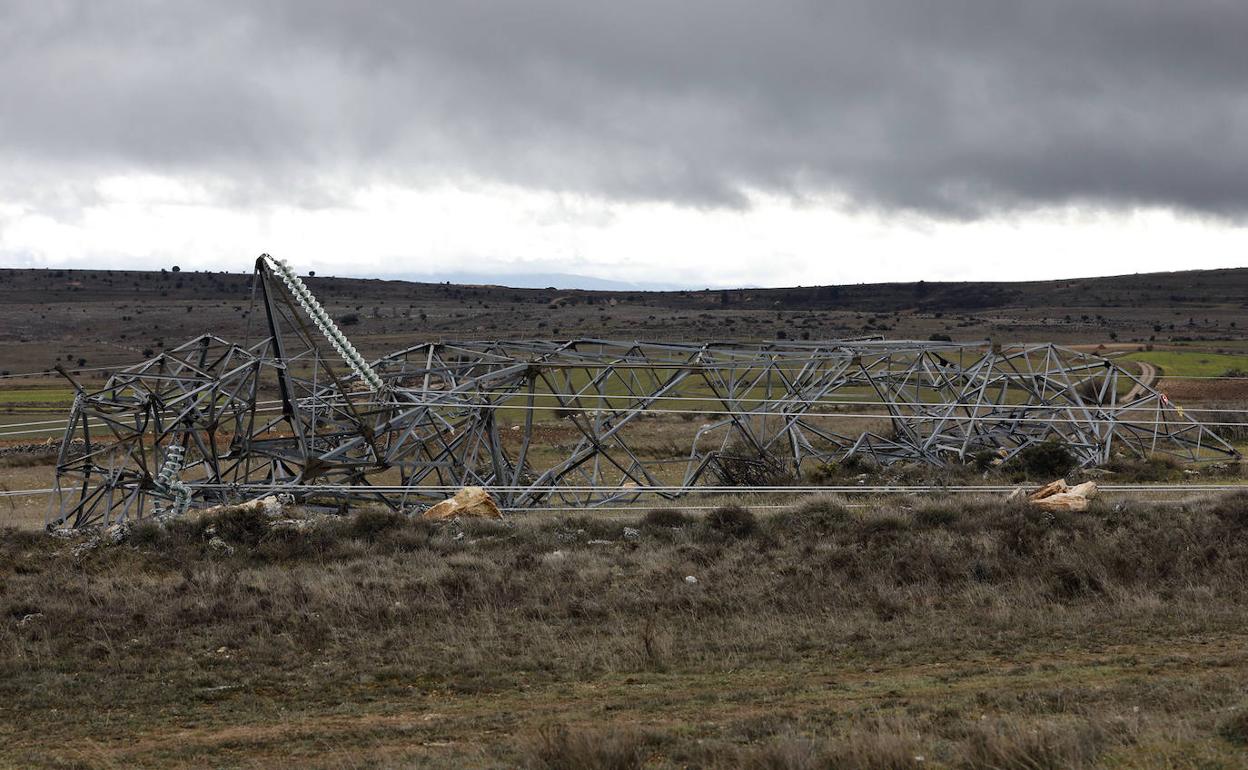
[
  {"left": 171, "top": 265, "right": 180, "bottom": 272},
  {"left": 308, "top": 270, "right": 315, "bottom": 277}
]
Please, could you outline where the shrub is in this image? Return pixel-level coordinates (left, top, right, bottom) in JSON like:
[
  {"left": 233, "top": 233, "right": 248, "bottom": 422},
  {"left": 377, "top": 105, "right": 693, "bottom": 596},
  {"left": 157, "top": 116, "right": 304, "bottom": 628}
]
[
  {"left": 768, "top": 495, "right": 849, "bottom": 538},
  {"left": 349, "top": 509, "right": 408, "bottom": 541},
  {"left": 1218, "top": 707, "right": 1248, "bottom": 746},
  {"left": 524, "top": 725, "right": 647, "bottom": 770},
  {"left": 1211, "top": 491, "right": 1248, "bottom": 531},
  {"left": 127, "top": 521, "right": 165, "bottom": 547},
  {"left": 855, "top": 509, "right": 912, "bottom": 540},
  {"left": 705, "top": 505, "right": 757, "bottom": 538},
  {"left": 961, "top": 718, "right": 1107, "bottom": 769},
  {"left": 207, "top": 504, "right": 270, "bottom": 547},
  {"left": 337, "top": 313, "right": 360, "bottom": 326},
  {"left": 713, "top": 441, "right": 796, "bottom": 486},
  {"left": 1049, "top": 562, "right": 1105, "bottom": 600},
  {"left": 971, "top": 449, "right": 999, "bottom": 472},
  {"left": 1010, "top": 440, "right": 1076, "bottom": 479},
  {"left": 914, "top": 502, "right": 960, "bottom": 527},
  {"left": 642, "top": 508, "right": 689, "bottom": 528},
  {"left": 1103, "top": 455, "right": 1179, "bottom": 482}
]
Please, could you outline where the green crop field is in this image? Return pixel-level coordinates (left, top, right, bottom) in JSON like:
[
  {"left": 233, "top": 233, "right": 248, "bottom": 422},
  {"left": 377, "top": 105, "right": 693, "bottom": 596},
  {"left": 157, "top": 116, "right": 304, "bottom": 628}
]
[
  {"left": 0, "top": 387, "right": 77, "bottom": 405},
  {"left": 1123, "top": 349, "right": 1248, "bottom": 378}
]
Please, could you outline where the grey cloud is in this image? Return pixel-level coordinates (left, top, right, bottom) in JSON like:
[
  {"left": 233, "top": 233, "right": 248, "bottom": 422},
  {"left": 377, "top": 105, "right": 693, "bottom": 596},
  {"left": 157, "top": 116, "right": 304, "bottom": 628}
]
[{"left": 3, "top": 1, "right": 1248, "bottom": 216}]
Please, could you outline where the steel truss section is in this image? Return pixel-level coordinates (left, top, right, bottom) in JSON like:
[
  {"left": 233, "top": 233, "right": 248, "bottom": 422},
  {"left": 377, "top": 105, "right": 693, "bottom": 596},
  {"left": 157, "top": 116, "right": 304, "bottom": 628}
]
[{"left": 51, "top": 257, "right": 1240, "bottom": 527}]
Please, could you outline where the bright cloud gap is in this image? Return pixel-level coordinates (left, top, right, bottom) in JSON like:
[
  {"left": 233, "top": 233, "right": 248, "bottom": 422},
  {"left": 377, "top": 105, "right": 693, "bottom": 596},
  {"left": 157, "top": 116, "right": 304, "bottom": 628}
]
[{"left": 1, "top": 175, "right": 1246, "bottom": 289}]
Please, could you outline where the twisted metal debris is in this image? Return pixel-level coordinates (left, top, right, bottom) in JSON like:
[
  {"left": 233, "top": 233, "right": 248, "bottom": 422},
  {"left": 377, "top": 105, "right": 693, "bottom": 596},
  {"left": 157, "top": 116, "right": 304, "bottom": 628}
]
[{"left": 50, "top": 256, "right": 1239, "bottom": 527}]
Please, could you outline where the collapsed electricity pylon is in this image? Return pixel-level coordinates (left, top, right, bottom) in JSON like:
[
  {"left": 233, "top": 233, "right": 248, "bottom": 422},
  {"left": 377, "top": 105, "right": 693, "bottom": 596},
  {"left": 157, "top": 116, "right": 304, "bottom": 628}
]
[{"left": 51, "top": 255, "right": 1239, "bottom": 527}]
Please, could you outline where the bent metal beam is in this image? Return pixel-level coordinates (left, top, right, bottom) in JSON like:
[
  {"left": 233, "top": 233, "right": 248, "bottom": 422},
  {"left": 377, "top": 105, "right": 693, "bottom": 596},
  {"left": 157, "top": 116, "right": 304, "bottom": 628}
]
[{"left": 50, "top": 256, "right": 1240, "bottom": 528}]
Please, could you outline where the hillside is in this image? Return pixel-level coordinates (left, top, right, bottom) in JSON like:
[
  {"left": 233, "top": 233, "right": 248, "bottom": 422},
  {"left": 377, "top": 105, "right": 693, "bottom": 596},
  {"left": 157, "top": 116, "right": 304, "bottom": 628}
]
[{"left": 0, "top": 264, "right": 1245, "bottom": 376}]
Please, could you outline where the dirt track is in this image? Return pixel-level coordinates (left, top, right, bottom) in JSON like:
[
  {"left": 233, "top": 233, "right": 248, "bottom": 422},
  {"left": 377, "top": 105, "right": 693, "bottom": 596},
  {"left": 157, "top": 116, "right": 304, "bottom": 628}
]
[{"left": 1123, "top": 360, "right": 1158, "bottom": 402}]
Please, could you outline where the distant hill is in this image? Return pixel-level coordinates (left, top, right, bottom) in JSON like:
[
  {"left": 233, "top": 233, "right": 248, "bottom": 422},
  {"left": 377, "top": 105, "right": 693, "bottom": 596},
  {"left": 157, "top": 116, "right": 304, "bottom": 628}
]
[
  {"left": 1, "top": 265, "right": 1244, "bottom": 311},
  {"left": 396, "top": 271, "right": 684, "bottom": 291},
  {"left": 0, "top": 265, "right": 1244, "bottom": 374}
]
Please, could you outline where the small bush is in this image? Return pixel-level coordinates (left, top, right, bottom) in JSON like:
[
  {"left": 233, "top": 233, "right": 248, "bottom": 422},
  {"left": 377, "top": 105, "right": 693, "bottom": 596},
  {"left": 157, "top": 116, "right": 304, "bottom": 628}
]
[
  {"left": 127, "top": 521, "right": 165, "bottom": 547},
  {"left": 805, "top": 461, "right": 842, "bottom": 484},
  {"left": 642, "top": 508, "right": 690, "bottom": 528},
  {"left": 1211, "top": 491, "right": 1248, "bottom": 531},
  {"left": 705, "top": 505, "right": 757, "bottom": 538},
  {"left": 1104, "top": 455, "right": 1179, "bottom": 482},
  {"left": 768, "top": 496, "right": 849, "bottom": 538},
  {"left": 349, "top": 509, "right": 408, "bottom": 541},
  {"left": 207, "top": 505, "right": 270, "bottom": 547},
  {"left": 971, "top": 449, "right": 999, "bottom": 472},
  {"left": 1218, "top": 707, "right": 1248, "bottom": 746},
  {"left": 1009, "top": 440, "right": 1077, "bottom": 479},
  {"left": 855, "top": 509, "right": 912, "bottom": 540},
  {"left": 730, "top": 728, "right": 925, "bottom": 770},
  {"left": 713, "top": 442, "right": 795, "bottom": 486},
  {"left": 808, "top": 454, "right": 874, "bottom": 484},
  {"left": 1049, "top": 562, "right": 1105, "bottom": 600},
  {"left": 961, "top": 719, "right": 1106, "bottom": 769},
  {"left": 524, "top": 724, "right": 648, "bottom": 770},
  {"left": 914, "top": 502, "right": 960, "bottom": 528}
]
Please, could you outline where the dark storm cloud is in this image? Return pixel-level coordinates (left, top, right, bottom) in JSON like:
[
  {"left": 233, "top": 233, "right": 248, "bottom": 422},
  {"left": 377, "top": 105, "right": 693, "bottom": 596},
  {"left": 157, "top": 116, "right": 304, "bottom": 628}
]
[{"left": 3, "top": 0, "right": 1248, "bottom": 216}]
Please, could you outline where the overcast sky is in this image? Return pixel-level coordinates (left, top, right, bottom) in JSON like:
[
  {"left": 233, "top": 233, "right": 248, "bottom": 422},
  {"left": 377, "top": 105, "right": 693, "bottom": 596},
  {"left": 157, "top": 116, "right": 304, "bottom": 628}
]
[{"left": 2, "top": 1, "right": 1246, "bottom": 287}]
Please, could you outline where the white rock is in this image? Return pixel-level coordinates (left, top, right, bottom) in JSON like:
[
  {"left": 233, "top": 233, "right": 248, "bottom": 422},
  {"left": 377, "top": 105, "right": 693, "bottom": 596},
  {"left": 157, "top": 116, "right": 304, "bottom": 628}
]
[
  {"left": 104, "top": 523, "right": 129, "bottom": 544},
  {"left": 71, "top": 539, "right": 100, "bottom": 557},
  {"left": 684, "top": 575, "right": 698, "bottom": 585}
]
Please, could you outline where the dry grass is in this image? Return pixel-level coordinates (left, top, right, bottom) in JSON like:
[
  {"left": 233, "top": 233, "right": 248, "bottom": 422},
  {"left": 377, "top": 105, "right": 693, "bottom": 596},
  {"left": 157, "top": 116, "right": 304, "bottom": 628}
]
[{"left": 1, "top": 492, "right": 1247, "bottom": 766}]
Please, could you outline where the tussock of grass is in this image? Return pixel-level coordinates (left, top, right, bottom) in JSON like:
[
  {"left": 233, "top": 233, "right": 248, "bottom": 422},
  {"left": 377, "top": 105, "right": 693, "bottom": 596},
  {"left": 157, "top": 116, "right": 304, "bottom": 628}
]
[
  {"left": 705, "top": 504, "right": 758, "bottom": 539},
  {"left": 641, "top": 508, "right": 691, "bottom": 529},
  {"left": 524, "top": 724, "right": 652, "bottom": 770},
  {"left": 1219, "top": 707, "right": 1248, "bottom": 746},
  {"left": 960, "top": 718, "right": 1113, "bottom": 770}
]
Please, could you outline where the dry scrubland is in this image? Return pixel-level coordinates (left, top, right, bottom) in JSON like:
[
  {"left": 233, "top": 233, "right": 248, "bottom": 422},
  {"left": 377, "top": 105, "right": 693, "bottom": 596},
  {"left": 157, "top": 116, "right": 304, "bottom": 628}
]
[
  {"left": 3, "top": 493, "right": 1248, "bottom": 768},
  {"left": 2, "top": 266, "right": 1247, "bottom": 768}
]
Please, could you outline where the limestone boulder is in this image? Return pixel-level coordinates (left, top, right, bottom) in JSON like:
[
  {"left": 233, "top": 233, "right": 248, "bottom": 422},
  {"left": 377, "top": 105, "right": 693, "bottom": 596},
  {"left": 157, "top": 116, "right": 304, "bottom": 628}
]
[
  {"left": 1027, "top": 479, "right": 1099, "bottom": 512},
  {"left": 422, "top": 486, "right": 503, "bottom": 520}
]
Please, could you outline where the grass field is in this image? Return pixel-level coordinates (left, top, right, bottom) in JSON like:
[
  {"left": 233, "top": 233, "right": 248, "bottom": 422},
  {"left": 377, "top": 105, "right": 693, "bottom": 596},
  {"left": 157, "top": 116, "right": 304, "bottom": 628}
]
[
  {"left": 2, "top": 494, "right": 1248, "bottom": 768},
  {"left": 0, "top": 387, "right": 77, "bottom": 405},
  {"left": 1124, "top": 350, "right": 1248, "bottom": 378}
]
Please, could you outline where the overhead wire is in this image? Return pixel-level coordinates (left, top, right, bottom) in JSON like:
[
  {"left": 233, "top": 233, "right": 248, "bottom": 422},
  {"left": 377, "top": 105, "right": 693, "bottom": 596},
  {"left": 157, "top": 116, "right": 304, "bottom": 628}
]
[{"left": 5, "top": 483, "right": 1244, "bottom": 501}]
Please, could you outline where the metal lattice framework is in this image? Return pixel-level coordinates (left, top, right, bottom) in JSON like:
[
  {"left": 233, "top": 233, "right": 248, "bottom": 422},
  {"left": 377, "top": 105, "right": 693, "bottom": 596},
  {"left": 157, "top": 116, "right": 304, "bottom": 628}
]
[{"left": 51, "top": 256, "right": 1239, "bottom": 527}]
